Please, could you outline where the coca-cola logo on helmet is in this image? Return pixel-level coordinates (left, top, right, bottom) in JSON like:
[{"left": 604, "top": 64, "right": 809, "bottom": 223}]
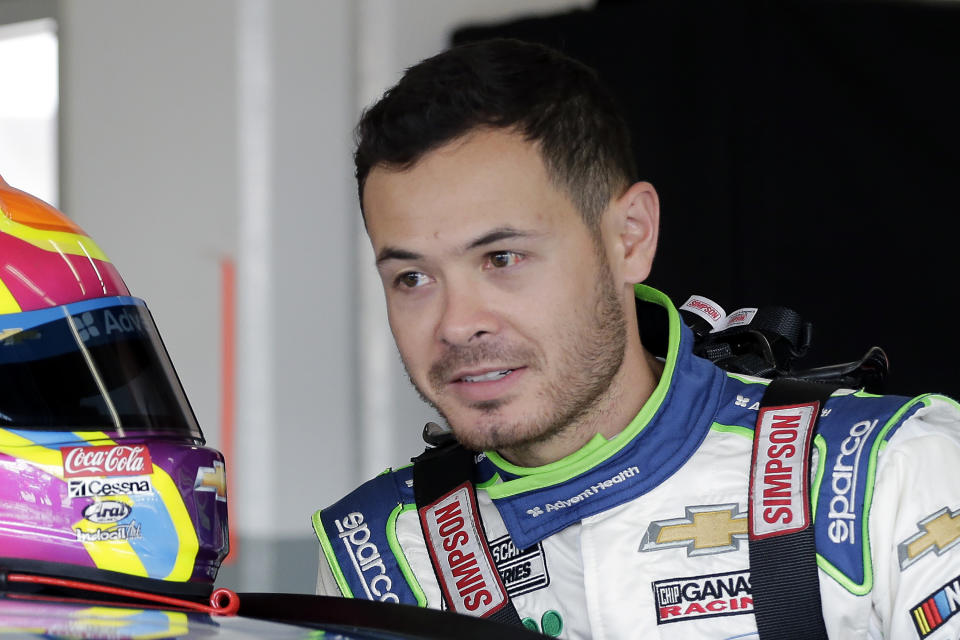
[{"left": 62, "top": 445, "right": 154, "bottom": 478}]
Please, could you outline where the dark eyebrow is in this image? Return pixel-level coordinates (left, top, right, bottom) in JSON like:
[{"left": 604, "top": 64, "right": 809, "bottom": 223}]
[
  {"left": 375, "top": 227, "right": 542, "bottom": 267},
  {"left": 375, "top": 247, "right": 422, "bottom": 266},
  {"left": 465, "top": 227, "right": 539, "bottom": 251}
]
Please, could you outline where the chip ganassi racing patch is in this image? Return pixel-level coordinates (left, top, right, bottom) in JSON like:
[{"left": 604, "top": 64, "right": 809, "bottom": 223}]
[{"left": 653, "top": 570, "right": 753, "bottom": 624}]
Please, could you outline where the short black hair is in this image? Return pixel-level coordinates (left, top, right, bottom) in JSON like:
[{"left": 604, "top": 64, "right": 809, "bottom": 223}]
[{"left": 354, "top": 38, "right": 638, "bottom": 232}]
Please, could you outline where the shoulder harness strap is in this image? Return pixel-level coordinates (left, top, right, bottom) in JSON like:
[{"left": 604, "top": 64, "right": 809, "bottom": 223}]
[
  {"left": 749, "top": 377, "right": 839, "bottom": 640},
  {"left": 412, "top": 440, "right": 523, "bottom": 626}
]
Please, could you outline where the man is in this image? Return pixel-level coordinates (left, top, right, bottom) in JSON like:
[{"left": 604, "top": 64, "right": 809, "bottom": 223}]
[{"left": 313, "top": 39, "right": 960, "bottom": 638}]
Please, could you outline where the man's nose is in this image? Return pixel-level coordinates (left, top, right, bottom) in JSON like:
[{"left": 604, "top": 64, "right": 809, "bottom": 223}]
[{"left": 436, "top": 283, "right": 499, "bottom": 346}]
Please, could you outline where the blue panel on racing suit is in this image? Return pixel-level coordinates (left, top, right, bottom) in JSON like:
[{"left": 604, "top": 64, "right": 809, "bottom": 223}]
[
  {"left": 812, "top": 392, "right": 926, "bottom": 592},
  {"left": 316, "top": 467, "right": 419, "bottom": 605}
]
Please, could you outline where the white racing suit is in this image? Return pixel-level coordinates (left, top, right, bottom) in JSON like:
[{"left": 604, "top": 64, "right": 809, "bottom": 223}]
[{"left": 313, "top": 284, "right": 960, "bottom": 639}]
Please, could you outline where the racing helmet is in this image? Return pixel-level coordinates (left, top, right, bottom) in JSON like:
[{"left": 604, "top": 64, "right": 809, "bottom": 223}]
[{"left": 0, "top": 175, "right": 228, "bottom": 599}]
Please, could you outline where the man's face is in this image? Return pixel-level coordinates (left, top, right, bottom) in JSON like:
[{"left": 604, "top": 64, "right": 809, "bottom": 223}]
[{"left": 364, "top": 128, "right": 628, "bottom": 455}]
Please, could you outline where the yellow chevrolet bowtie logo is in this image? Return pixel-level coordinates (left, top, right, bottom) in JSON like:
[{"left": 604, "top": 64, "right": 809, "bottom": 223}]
[
  {"left": 640, "top": 504, "right": 748, "bottom": 556},
  {"left": 194, "top": 460, "right": 227, "bottom": 502},
  {"left": 898, "top": 506, "right": 960, "bottom": 569},
  {"left": 0, "top": 328, "right": 25, "bottom": 342}
]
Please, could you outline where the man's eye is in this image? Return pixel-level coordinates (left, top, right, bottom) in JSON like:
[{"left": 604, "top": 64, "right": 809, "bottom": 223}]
[
  {"left": 396, "top": 272, "right": 429, "bottom": 288},
  {"left": 488, "top": 251, "right": 522, "bottom": 269}
]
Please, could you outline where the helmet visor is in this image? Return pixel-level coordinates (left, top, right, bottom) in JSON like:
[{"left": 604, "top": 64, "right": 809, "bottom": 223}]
[{"left": 0, "top": 296, "right": 203, "bottom": 439}]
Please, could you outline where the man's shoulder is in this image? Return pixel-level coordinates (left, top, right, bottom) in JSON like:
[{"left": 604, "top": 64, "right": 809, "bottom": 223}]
[
  {"left": 811, "top": 390, "right": 960, "bottom": 594},
  {"left": 713, "top": 374, "right": 960, "bottom": 440},
  {"left": 313, "top": 464, "right": 417, "bottom": 541},
  {"left": 818, "top": 389, "right": 960, "bottom": 447},
  {"left": 312, "top": 464, "right": 424, "bottom": 604}
]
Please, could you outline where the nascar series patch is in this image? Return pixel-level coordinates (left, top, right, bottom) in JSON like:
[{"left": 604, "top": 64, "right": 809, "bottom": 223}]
[
  {"left": 488, "top": 534, "right": 549, "bottom": 597},
  {"left": 911, "top": 574, "right": 960, "bottom": 638}
]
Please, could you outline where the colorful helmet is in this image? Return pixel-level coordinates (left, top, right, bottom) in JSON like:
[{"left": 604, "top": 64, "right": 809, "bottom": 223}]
[{"left": 0, "top": 175, "right": 228, "bottom": 599}]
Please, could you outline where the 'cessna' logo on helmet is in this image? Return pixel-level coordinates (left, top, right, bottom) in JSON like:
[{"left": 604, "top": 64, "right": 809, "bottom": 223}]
[
  {"left": 68, "top": 477, "right": 152, "bottom": 499},
  {"left": 62, "top": 445, "right": 153, "bottom": 478}
]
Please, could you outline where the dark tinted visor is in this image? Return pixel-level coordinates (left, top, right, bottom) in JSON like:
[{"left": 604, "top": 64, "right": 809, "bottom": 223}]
[{"left": 0, "top": 296, "right": 203, "bottom": 439}]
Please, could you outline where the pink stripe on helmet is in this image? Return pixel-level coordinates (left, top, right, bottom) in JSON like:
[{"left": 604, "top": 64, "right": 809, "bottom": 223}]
[{"left": 0, "top": 234, "right": 129, "bottom": 312}]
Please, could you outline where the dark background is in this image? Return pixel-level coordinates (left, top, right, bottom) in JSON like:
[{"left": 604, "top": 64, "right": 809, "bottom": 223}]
[{"left": 453, "top": 0, "right": 960, "bottom": 399}]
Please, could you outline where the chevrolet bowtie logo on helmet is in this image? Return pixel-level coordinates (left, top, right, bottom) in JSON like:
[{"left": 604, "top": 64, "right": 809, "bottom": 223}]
[
  {"left": 0, "top": 328, "right": 23, "bottom": 342},
  {"left": 195, "top": 460, "right": 228, "bottom": 502},
  {"left": 639, "top": 504, "right": 749, "bottom": 557}
]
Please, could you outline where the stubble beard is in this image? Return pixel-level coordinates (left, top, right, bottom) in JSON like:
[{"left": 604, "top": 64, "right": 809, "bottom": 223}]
[{"left": 408, "top": 255, "right": 628, "bottom": 457}]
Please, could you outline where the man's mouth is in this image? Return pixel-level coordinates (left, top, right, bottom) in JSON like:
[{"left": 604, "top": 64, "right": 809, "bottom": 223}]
[
  {"left": 438, "top": 365, "right": 528, "bottom": 404},
  {"left": 459, "top": 369, "right": 515, "bottom": 383}
]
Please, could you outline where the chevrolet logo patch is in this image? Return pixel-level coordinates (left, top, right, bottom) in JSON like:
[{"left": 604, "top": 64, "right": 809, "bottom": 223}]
[
  {"left": 898, "top": 506, "right": 960, "bottom": 570},
  {"left": 639, "top": 504, "right": 748, "bottom": 556},
  {"left": 195, "top": 460, "right": 227, "bottom": 502}
]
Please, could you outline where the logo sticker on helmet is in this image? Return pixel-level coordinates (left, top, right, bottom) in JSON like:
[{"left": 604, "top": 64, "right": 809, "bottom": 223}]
[
  {"left": 72, "top": 308, "right": 147, "bottom": 343},
  {"left": 194, "top": 460, "right": 227, "bottom": 502},
  {"left": 62, "top": 445, "right": 154, "bottom": 478},
  {"left": 67, "top": 477, "right": 153, "bottom": 499},
  {"left": 74, "top": 312, "right": 101, "bottom": 341},
  {"left": 82, "top": 500, "right": 132, "bottom": 524},
  {"left": 75, "top": 521, "right": 142, "bottom": 543}
]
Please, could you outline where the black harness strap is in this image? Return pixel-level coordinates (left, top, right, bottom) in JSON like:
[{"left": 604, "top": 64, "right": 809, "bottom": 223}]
[
  {"left": 413, "top": 442, "right": 523, "bottom": 627},
  {"left": 749, "top": 377, "right": 838, "bottom": 640}
]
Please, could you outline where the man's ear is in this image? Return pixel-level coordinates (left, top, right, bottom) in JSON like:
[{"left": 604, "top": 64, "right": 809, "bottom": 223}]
[{"left": 611, "top": 181, "right": 659, "bottom": 284}]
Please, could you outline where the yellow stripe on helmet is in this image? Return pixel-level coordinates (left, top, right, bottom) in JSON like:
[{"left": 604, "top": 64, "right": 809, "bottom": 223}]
[
  {"left": 0, "top": 214, "right": 110, "bottom": 261},
  {"left": 0, "top": 428, "right": 65, "bottom": 477},
  {"left": 75, "top": 521, "right": 150, "bottom": 578},
  {"left": 150, "top": 465, "right": 200, "bottom": 581},
  {"left": 0, "top": 278, "right": 22, "bottom": 314},
  {"left": 73, "top": 431, "right": 115, "bottom": 444},
  {"left": 0, "top": 430, "right": 117, "bottom": 477},
  {"left": 76, "top": 608, "right": 190, "bottom": 639}
]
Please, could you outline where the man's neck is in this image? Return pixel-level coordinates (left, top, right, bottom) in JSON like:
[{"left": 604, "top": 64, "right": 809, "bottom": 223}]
[{"left": 496, "top": 347, "right": 663, "bottom": 468}]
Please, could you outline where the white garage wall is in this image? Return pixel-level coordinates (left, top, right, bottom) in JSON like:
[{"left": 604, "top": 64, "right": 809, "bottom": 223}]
[
  {"left": 0, "top": 17, "right": 58, "bottom": 205},
  {"left": 55, "top": 0, "right": 591, "bottom": 593}
]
